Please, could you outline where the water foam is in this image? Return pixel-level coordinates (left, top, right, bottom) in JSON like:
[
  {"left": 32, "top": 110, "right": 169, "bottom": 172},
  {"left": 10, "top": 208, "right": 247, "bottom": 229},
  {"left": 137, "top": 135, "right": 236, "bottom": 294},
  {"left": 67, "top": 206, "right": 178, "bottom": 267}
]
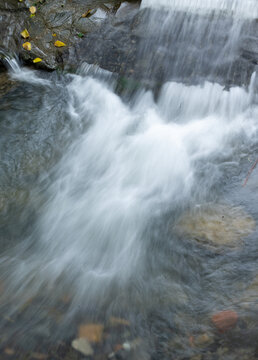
[
  {"left": 2, "top": 71, "right": 258, "bottom": 312},
  {"left": 141, "top": 0, "right": 258, "bottom": 18}
]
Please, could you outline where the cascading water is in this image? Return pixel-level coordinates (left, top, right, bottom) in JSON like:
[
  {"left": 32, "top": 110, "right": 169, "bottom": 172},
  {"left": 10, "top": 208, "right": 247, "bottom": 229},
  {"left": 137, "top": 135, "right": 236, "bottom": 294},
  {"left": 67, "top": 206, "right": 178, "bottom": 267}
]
[
  {"left": 141, "top": 0, "right": 258, "bottom": 17},
  {"left": 0, "top": 1, "right": 258, "bottom": 358}
]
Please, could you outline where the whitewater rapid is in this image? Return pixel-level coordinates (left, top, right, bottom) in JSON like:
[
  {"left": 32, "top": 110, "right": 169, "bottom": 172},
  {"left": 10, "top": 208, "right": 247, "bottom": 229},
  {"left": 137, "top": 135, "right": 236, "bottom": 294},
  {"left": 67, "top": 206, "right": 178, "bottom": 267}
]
[
  {"left": 1, "top": 0, "right": 258, "bottom": 325},
  {"left": 1, "top": 63, "right": 258, "bottom": 313},
  {"left": 141, "top": 0, "right": 258, "bottom": 18}
]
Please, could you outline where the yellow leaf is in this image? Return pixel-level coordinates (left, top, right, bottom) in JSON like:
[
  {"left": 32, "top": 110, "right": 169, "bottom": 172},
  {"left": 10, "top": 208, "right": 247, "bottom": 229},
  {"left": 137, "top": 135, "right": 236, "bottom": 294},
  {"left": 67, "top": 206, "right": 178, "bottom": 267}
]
[
  {"left": 82, "top": 9, "right": 93, "bottom": 18},
  {"left": 52, "top": 33, "right": 57, "bottom": 37},
  {"left": 29, "top": 6, "right": 36, "bottom": 14},
  {"left": 33, "top": 57, "right": 42, "bottom": 63},
  {"left": 22, "top": 42, "right": 32, "bottom": 51},
  {"left": 21, "top": 29, "right": 29, "bottom": 39},
  {"left": 54, "top": 40, "right": 66, "bottom": 47}
]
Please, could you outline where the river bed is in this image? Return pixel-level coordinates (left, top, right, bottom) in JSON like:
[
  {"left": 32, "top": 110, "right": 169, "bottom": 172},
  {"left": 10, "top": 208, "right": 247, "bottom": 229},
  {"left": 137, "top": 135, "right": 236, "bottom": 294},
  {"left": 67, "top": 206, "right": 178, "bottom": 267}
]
[{"left": 0, "top": 1, "right": 258, "bottom": 359}]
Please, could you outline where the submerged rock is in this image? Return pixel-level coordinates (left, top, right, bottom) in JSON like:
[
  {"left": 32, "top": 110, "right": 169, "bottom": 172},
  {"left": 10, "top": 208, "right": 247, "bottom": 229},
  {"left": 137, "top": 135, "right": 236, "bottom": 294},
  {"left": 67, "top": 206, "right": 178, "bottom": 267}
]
[
  {"left": 175, "top": 204, "right": 255, "bottom": 249},
  {"left": 71, "top": 338, "right": 94, "bottom": 356},
  {"left": 0, "top": 72, "right": 17, "bottom": 97},
  {"left": 78, "top": 323, "right": 104, "bottom": 343},
  {"left": 240, "top": 275, "right": 258, "bottom": 308},
  {"left": 194, "top": 333, "right": 214, "bottom": 348},
  {"left": 211, "top": 310, "right": 238, "bottom": 332}
]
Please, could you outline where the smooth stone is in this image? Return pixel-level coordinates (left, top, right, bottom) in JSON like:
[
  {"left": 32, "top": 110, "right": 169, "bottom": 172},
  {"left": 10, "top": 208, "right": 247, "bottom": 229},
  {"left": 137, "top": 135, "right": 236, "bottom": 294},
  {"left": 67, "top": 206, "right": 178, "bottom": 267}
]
[
  {"left": 175, "top": 204, "right": 255, "bottom": 249},
  {"left": 211, "top": 310, "right": 238, "bottom": 332},
  {"left": 71, "top": 338, "right": 94, "bottom": 356}
]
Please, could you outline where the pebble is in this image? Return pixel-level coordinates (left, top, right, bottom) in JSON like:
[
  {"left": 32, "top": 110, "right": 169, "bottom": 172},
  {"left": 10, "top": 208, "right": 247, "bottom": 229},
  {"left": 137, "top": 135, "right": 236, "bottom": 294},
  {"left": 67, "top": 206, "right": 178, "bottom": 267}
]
[
  {"left": 4, "top": 348, "right": 15, "bottom": 356},
  {"left": 211, "top": 310, "right": 238, "bottom": 332},
  {"left": 194, "top": 333, "right": 213, "bottom": 347},
  {"left": 78, "top": 323, "right": 104, "bottom": 343},
  {"left": 71, "top": 338, "right": 94, "bottom": 356}
]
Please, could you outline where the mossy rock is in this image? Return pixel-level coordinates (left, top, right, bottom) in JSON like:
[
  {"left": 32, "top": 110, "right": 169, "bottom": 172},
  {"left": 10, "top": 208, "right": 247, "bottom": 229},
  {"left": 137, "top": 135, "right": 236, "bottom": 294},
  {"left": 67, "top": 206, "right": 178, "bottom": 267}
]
[{"left": 175, "top": 204, "right": 255, "bottom": 249}]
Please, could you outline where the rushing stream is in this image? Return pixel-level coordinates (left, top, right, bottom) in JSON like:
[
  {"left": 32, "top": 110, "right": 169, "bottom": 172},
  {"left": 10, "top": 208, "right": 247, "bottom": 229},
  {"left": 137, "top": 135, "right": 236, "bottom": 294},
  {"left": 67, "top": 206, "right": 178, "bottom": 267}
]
[{"left": 0, "top": 1, "right": 258, "bottom": 359}]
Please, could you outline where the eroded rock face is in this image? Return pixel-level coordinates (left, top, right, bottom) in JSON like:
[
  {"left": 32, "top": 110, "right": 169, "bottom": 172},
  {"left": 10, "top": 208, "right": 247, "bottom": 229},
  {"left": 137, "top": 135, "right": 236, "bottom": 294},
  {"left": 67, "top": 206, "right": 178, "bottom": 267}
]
[
  {"left": 0, "top": 0, "right": 139, "bottom": 70},
  {"left": 1, "top": 0, "right": 258, "bottom": 88},
  {"left": 64, "top": 6, "right": 258, "bottom": 87},
  {"left": 0, "top": 0, "right": 27, "bottom": 66},
  {"left": 175, "top": 204, "right": 255, "bottom": 249},
  {"left": 0, "top": 72, "right": 16, "bottom": 97}
]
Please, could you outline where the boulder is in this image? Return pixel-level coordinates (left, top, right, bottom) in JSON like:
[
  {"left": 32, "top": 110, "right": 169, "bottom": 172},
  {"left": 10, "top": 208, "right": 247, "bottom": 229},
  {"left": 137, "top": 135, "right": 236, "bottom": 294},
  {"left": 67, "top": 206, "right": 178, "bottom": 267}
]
[{"left": 175, "top": 204, "right": 255, "bottom": 249}]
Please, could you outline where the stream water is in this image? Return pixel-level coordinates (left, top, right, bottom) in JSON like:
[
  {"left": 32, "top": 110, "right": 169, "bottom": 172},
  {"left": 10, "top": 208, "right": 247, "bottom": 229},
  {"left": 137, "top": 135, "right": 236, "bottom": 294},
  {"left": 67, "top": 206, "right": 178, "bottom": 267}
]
[{"left": 0, "top": 1, "right": 258, "bottom": 359}]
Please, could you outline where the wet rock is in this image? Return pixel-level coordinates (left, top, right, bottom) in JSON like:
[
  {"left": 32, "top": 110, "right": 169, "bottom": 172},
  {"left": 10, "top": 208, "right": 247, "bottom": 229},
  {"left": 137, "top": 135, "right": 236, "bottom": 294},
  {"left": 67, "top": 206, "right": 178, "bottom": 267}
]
[
  {"left": 31, "top": 353, "right": 48, "bottom": 360},
  {"left": 175, "top": 204, "right": 255, "bottom": 249},
  {"left": 211, "top": 310, "right": 238, "bottom": 332},
  {"left": 0, "top": 189, "right": 29, "bottom": 215},
  {"left": 122, "top": 338, "right": 142, "bottom": 351},
  {"left": 0, "top": 72, "right": 17, "bottom": 97},
  {"left": 240, "top": 275, "right": 258, "bottom": 308},
  {"left": 64, "top": 7, "right": 258, "bottom": 87},
  {"left": 0, "top": 0, "right": 135, "bottom": 71},
  {"left": 47, "top": 10, "right": 73, "bottom": 28},
  {"left": 4, "top": 348, "right": 15, "bottom": 356},
  {"left": 71, "top": 338, "right": 94, "bottom": 356},
  {"left": 191, "top": 355, "right": 202, "bottom": 360},
  {"left": 194, "top": 333, "right": 214, "bottom": 348},
  {"left": 78, "top": 323, "right": 104, "bottom": 343}
]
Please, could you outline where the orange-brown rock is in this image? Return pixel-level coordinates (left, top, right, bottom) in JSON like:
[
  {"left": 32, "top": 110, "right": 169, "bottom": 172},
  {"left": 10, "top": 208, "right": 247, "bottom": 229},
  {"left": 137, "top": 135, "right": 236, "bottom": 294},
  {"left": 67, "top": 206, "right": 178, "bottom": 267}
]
[
  {"left": 78, "top": 323, "right": 104, "bottom": 343},
  {"left": 211, "top": 310, "right": 238, "bottom": 332},
  {"left": 4, "top": 348, "right": 15, "bottom": 356}
]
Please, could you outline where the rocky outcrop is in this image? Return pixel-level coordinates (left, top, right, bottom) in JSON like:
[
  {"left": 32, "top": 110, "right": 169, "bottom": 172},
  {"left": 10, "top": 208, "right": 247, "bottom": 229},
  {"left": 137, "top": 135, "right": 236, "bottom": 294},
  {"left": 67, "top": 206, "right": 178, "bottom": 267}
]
[
  {"left": 64, "top": 8, "right": 258, "bottom": 87},
  {"left": 0, "top": 0, "right": 140, "bottom": 70},
  {"left": 1, "top": 0, "right": 258, "bottom": 88}
]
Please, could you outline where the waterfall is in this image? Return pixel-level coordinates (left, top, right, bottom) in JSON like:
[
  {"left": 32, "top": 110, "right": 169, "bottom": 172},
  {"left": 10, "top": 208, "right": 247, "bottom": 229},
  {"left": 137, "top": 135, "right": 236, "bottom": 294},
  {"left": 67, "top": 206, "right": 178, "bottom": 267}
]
[{"left": 0, "top": 1, "right": 258, "bottom": 353}]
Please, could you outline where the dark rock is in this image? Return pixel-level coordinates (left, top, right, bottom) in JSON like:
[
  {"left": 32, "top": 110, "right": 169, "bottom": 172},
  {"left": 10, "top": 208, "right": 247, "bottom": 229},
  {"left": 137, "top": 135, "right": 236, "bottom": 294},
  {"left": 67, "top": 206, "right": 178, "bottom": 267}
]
[
  {"left": 1, "top": 0, "right": 258, "bottom": 89},
  {"left": 63, "top": 7, "right": 258, "bottom": 87},
  {"left": 0, "top": 0, "right": 134, "bottom": 71}
]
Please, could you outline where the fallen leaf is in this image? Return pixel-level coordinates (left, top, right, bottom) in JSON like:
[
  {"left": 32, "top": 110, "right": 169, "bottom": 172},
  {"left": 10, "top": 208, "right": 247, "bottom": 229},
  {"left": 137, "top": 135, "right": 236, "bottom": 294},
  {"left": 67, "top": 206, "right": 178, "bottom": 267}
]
[
  {"left": 23, "top": 42, "right": 32, "bottom": 51},
  {"left": 21, "top": 29, "right": 29, "bottom": 39},
  {"left": 54, "top": 40, "right": 66, "bottom": 47},
  {"left": 109, "top": 317, "right": 130, "bottom": 326},
  {"left": 82, "top": 9, "right": 93, "bottom": 18},
  {"left": 78, "top": 323, "right": 104, "bottom": 343},
  {"left": 29, "top": 6, "right": 36, "bottom": 14},
  {"left": 33, "top": 57, "right": 42, "bottom": 63}
]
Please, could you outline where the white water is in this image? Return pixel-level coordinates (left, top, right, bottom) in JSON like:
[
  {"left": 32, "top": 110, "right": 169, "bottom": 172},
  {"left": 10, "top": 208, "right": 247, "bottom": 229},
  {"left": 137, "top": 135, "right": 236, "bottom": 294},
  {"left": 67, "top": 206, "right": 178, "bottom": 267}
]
[
  {"left": 2, "top": 63, "right": 258, "bottom": 310},
  {"left": 141, "top": 0, "right": 258, "bottom": 18},
  {"left": 1, "top": 0, "right": 258, "bottom": 314}
]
